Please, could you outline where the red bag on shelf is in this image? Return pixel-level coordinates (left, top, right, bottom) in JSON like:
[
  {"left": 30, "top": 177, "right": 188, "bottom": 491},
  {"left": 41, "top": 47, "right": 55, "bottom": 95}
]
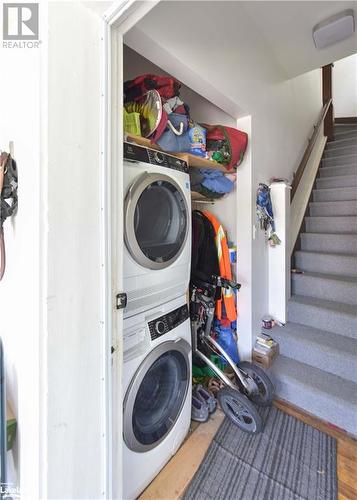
[
  {"left": 124, "top": 74, "right": 181, "bottom": 103},
  {"left": 203, "top": 124, "right": 248, "bottom": 170}
]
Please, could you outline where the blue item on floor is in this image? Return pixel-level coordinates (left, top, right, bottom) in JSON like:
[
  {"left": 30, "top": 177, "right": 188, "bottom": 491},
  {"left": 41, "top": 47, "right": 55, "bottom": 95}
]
[{"left": 214, "top": 321, "right": 240, "bottom": 364}]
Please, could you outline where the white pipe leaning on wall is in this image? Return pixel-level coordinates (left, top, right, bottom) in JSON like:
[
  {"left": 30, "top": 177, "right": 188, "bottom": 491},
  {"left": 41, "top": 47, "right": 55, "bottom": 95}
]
[{"left": 268, "top": 182, "right": 291, "bottom": 324}]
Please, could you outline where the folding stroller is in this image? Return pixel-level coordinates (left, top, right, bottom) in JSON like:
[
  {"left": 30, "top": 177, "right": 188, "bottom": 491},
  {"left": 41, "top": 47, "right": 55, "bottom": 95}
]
[{"left": 190, "top": 211, "right": 274, "bottom": 434}]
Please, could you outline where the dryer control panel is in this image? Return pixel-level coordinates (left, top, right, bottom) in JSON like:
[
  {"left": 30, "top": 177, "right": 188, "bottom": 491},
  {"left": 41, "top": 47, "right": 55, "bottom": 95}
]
[
  {"left": 124, "top": 142, "right": 189, "bottom": 173},
  {"left": 148, "top": 304, "right": 189, "bottom": 341}
]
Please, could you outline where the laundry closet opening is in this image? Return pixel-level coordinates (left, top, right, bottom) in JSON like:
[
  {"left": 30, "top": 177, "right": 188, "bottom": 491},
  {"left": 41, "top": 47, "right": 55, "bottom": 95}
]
[
  {"left": 119, "top": 28, "right": 253, "bottom": 499},
  {"left": 122, "top": 43, "right": 253, "bottom": 359}
]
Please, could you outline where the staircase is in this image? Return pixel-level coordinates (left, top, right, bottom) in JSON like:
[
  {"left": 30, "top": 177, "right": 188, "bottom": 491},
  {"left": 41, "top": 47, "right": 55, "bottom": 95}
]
[{"left": 270, "top": 122, "right": 357, "bottom": 436}]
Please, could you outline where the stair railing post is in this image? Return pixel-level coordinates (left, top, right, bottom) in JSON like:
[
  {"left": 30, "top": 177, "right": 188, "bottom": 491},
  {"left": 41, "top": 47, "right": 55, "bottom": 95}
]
[{"left": 322, "top": 64, "right": 334, "bottom": 140}]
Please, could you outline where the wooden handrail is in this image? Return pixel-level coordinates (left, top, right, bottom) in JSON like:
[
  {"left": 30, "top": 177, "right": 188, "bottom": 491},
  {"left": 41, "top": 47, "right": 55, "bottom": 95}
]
[{"left": 290, "top": 97, "right": 332, "bottom": 200}]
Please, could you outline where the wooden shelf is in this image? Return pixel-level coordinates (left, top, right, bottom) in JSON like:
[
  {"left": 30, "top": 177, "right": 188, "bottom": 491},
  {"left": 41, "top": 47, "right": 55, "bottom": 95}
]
[
  {"left": 191, "top": 192, "right": 215, "bottom": 202},
  {"left": 174, "top": 153, "right": 227, "bottom": 171},
  {"left": 125, "top": 133, "right": 161, "bottom": 151},
  {"left": 125, "top": 133, "right": 227, "bottom": 172}
]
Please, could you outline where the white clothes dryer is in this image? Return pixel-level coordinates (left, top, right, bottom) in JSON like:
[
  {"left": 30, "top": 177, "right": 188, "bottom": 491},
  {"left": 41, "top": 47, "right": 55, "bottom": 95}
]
[
  {"left": 122, "top": 295, "right": 192, "bottom": 500},
  {"left": 123, "top": 142, "right": 191, "bottom": 319}
]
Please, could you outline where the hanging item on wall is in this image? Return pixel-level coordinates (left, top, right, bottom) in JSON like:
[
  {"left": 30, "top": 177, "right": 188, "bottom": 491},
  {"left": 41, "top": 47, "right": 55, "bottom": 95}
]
[
  {"left": 256, "top": 183, "right": 281, "bottom": 247},
  {"left": 0, "top": 152, "right": 18, "bottom": 281}
]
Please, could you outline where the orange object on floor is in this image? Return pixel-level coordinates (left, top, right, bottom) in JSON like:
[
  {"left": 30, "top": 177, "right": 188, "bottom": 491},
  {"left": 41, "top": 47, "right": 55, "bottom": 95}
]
[{"left": 203, "top": 211, "right": 237, "bottom": 322}]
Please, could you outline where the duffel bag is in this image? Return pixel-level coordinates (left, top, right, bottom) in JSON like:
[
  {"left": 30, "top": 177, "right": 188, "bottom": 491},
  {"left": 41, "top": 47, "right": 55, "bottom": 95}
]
[{"left": 203, "top": 124, "right": 248, "bottom": 170}]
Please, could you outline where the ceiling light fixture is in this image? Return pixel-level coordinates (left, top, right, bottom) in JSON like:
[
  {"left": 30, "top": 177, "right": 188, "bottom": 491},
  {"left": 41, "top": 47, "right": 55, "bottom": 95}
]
[{"left": 313, "top": 9, "right": 355, "bottom": 49}]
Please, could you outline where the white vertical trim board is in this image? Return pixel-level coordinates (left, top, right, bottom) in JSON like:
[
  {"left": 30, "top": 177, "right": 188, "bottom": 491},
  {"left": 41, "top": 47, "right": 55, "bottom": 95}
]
[
  {"left": 39, "top": 1, "right": 49, "bottom": 497},
  {"left": 268, "top": 183, "right": 291, "bottom": 323},
  {"left": 235, "top": 116, "right": 253, "bottom": 361},
  {"left": 100, "top": 14, "right": 113, "bottom": 500},
  {"left": 101, "top": 1, "right": 161, "bottom": 498}
]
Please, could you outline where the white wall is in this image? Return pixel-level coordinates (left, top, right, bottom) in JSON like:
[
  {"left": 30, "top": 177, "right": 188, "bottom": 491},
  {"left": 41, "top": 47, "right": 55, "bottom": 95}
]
[
  {"left": 0, "top": 16, "right": 44, "bottom": 499},
  {"left": 129, "top": 1, "right": 322, "bottom": 343},
  {"left": 46, "top": 2, "right": 105, "bottom": 498},
  {"left": 333, "top": 53, "right": 357, "bottom": 118},
  {"left": 123, "top": 45, "right": 237, "bottom": 125}
]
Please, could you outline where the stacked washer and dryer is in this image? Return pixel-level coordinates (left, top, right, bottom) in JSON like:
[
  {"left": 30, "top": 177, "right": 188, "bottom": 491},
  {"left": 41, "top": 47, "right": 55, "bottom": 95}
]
[{"left": 122, "top": 142, "right": 192, "bottom": 499}]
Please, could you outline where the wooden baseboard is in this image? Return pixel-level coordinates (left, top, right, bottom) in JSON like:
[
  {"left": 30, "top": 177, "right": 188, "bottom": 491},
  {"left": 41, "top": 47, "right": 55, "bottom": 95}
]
[
  {"left": 274, "top": 399, "right": 357, "bottom": 442},
  {"left": 335, "top": 117, "right": 357, "bottom": 124}
]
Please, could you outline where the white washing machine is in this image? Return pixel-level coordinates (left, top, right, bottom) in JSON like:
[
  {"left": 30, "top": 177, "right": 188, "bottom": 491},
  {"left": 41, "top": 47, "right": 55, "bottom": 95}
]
[
  {"left": 123, "top": 142, "right": 191, "bottom": 319},
  {"left": 122, "top": 294, "right": 192, "bottom": 500}
]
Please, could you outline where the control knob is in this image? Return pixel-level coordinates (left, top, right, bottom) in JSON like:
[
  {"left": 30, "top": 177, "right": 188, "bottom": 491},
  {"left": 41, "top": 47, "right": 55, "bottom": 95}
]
[
  {"left": 155, "top": 320, "right": 166, "bottom": 335},
  {"left": 154, "top": 152, "right": 165, "bottom": 164}
]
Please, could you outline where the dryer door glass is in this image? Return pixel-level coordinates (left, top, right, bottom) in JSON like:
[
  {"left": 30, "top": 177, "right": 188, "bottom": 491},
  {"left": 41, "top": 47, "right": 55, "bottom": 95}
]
[
  {"left": 124, "top": 343, "right": 190, "bottom": 452},
  {"left": 135, "top": 180, "right": 187, "bottom": 263},
  {"left": 125, "top": 173, "right": 189, "bottom": 270}
]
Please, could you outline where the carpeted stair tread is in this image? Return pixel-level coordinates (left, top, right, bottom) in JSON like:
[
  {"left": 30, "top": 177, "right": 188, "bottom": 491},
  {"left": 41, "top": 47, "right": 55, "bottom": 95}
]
[
  {"left": 330, "top": 129, "right": 357, "bottom": 140},
  {"left": 290, "top": 294, "right": 357, "bottom": 317},
  {"left": 270, "top": 322, "right": 357, "bottom": 383},
  {"left": 326, "top": 136, "right": 357, "bottom": 149},
  {"left": 324, "top": 145, "right": 357, "bottom": 158},
  {"left": 322, "top": 153, "right": 357, "bottom": 167},
  {"left": 316, "top": 175, "right": 357, "bottom": 189},
  {"left": 294, "top": 250, "right": 357, "bottom": 277},
  {"left": 305, "top": 215, "right": 357, "bottom": 233},
  {"left": 319, "top": 164, "right": 357, "bottom": 177},
  {"left": 300, "top": 232, "right": 357, "bottom": 254},
  {"left": 292, "top": 270, "right": 357, "bottom": 283},
  {"left": 313, "top": 186, "right": 357, "bottom": 202},
  {"left": 269, "top": 356, "right": 357, "bottom": 435},
  {"left": 309, "top": 200, "right": 357, "bottom": 216},
  {"left": 291, "top": 271, "right": 357, "bottom": 306},
  {"left": 288, "top": 294, "right": 357, "bottom": 338},
  {"left": 327, "top": 128, "right": 357, "bottom": 138}
]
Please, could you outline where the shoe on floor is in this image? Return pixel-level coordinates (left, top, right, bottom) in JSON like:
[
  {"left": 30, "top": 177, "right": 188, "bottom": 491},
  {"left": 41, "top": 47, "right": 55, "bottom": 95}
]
[
  {"left": 194, "top": 384, "right": 217, "bottom": 414},
  {"left": 191, "top": 395, "right": 209, "bottom": 422}
]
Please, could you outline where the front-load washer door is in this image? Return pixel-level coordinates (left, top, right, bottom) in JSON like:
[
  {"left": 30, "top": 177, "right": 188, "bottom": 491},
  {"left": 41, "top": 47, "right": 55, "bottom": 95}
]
[
  {"left": 123, "top": 339, "right": 191, "bottom": 452},
  {"left": 125, "top": 172, "right": 189, "bottom": 270}
]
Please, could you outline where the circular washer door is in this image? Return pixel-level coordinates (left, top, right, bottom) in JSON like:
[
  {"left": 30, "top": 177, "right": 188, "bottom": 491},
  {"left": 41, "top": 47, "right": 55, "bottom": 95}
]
[
  {"left": 123, "top": 339, "right": 191, "bottom": 452},
  {"left": 125, "top": 172, "right": 189, "bottom": 270}
]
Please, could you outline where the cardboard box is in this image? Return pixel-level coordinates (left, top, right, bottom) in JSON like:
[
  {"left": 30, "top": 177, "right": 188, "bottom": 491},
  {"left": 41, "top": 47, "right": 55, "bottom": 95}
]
[{"left": 252, "top": 343, "right": 279, "bottom": 368}]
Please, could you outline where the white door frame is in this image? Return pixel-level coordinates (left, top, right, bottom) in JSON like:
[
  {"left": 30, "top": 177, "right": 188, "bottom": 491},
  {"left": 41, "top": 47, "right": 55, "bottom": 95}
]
[{"left": 100, "top": 2, "right": 160, "bottom": 498}]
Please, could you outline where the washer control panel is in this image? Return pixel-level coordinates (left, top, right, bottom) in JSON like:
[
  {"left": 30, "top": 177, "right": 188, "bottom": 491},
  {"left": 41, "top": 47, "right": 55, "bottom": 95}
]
[
  {"left": 124, "top": 142, "right": 189, "bottom": 173},
  {"left": 148, "top": 304, "right": 189, "bottom": 341}
]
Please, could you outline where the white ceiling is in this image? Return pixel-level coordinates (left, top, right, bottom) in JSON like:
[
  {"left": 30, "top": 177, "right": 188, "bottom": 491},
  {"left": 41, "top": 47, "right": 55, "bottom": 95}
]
[
  {"left": 135, "top": 1, "right": 357, "bottom": 79},
  {"left": 240, "top": 1, "right": 357, "bottom": 77}
]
